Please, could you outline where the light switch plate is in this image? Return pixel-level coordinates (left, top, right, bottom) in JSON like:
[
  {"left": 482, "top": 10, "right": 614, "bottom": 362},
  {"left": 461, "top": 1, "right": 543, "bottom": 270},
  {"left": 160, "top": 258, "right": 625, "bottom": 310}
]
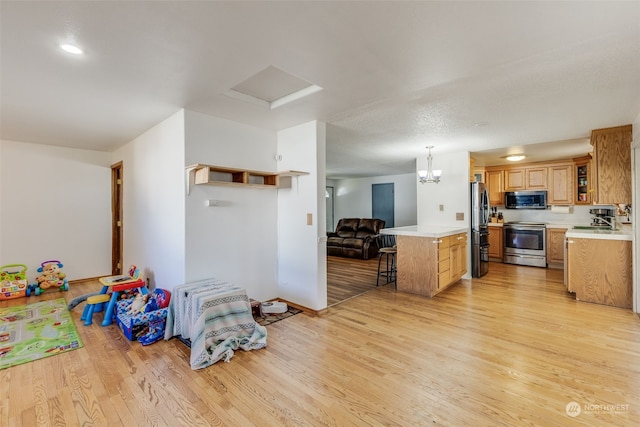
[{"left": 307, "top": 213, "right": 313, "bottom": 225}]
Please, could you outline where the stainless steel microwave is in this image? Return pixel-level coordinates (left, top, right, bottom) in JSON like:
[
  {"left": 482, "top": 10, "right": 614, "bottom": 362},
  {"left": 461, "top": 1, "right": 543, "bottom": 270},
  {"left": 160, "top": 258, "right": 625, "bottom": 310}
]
[{"left": 504, "top": 190, "right": 547, "bottom": 209}]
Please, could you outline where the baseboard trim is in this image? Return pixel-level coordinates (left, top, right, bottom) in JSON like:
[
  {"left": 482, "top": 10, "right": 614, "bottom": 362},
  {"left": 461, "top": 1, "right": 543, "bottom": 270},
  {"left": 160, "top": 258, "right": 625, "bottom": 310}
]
[{"left": 268, "top": 298, "right": 327, "bottom": 317}]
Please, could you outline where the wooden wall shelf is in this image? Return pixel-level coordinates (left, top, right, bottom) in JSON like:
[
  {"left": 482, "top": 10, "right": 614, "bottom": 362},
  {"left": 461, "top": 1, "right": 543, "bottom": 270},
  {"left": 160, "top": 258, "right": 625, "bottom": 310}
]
[{"left": 186, "top": 164, "right": 308, "bottom": 194}]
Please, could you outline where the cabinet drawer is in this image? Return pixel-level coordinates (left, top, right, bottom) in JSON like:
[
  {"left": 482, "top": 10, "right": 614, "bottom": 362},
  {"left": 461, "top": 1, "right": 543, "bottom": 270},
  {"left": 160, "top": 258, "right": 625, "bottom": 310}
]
[
  {"left": 438, "top": 271, "right": 450, "bottom": 288},
  {"left": 439, "top": 259, "right": 450, "bottom": 273},
  {"left": 438, "top": 236, "right": 451, "bottom": 250}
]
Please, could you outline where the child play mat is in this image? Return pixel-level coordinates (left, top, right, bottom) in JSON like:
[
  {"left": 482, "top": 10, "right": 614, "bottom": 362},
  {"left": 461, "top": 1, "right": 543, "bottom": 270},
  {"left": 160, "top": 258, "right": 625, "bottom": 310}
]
[{"left": 0, "top": 298, "right": 83, "bottom": 370}]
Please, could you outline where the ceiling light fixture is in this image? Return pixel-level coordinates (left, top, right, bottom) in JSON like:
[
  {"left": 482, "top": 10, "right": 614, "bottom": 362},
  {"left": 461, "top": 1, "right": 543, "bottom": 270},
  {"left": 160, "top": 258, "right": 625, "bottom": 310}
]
[
  {"left": 417, "top": 146, "right": 442, "bottom": 184},
  {"left": 504, "top": 154, "right": 526, "bottom": 162},
  {"left": 60, "top": 43, "right": 83, "bottom": 55}
]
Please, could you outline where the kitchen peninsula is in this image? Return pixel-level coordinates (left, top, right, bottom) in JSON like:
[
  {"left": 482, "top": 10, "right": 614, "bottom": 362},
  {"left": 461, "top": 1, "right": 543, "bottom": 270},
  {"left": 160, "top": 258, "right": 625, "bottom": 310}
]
[
  {"left": 381, "top": 226, "right": 468, "bottom": 297},
  {"left": 565, "top": 226, "right": 633, "bottom": 309}
]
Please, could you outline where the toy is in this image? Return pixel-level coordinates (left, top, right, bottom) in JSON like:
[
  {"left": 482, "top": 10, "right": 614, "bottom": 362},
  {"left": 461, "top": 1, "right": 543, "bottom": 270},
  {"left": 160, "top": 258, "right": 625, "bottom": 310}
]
[
  {"left": 28, "top": 260, "right": 69, "bottom": 296},
  {"left": 138, "top": 288, "right": 171, "bottom": 313},
  {"left": 127, "top": 292, "right": 149, "bottom": 315},
  {"left": 137, "top": 319, "right": 166, "bottom": 346},
  {"left": 0, "top": 264, "right": 28, "bottom": 300},
  {"left": 114, "top": 297, "right": 169, "bottom": 341}
]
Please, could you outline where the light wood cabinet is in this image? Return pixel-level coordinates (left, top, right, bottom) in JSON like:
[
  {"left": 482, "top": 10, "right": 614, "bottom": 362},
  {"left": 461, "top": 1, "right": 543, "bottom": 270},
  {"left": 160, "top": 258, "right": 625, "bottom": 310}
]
[
  {"left": 573, "top": 155, "right": 592, "bottom": 205},
  {"left": 566, "top": 237, "right": 632, "bottom": 309},
  {"left": 486, "top": 170, "right": 504, "bottom": 206},
  {"left": 504, "top": 168, "right": 525, "bottom": 190},
  {"left": 546, "top": 228, "right": 566, "bottom": 267},
  {"left": 188, "top": 163, "right": 308, "bottom": 191},
  {"left": 505, "top": 167, "right": 548, "bottom": 191},
  {"left": 590, "top": 125, "right": 632, "bottom": 205},
  {"left": 487, "top": 226, "right": 503, "bottom": 261},
  {"left": 547, "top": 163, "right": 573, "bottom": 205},
  {"left": 449, "top": 233, "right": 467, "bottom": 283},
  {"left": 397, "top": 233, "right": 467, "bottom": 298}
]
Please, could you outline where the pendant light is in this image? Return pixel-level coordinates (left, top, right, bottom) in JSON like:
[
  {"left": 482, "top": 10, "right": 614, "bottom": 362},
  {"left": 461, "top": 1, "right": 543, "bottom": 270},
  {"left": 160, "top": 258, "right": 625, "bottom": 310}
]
[{"left": 417, "top": 146, "right": 442, "bottom": 184}]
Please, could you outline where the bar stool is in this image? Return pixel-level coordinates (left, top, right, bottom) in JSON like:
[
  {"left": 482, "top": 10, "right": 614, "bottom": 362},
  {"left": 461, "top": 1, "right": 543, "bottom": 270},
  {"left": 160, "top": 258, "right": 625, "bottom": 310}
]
[{"left": 376, "top": 234, "right": 397, "bottom": 288}]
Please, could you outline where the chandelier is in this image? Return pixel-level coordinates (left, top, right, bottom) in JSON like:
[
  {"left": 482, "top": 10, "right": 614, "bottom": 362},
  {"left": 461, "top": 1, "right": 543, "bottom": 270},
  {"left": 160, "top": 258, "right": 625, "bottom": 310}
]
[{"left": 417, "top": 146, "right": 442, "bottom": 184}]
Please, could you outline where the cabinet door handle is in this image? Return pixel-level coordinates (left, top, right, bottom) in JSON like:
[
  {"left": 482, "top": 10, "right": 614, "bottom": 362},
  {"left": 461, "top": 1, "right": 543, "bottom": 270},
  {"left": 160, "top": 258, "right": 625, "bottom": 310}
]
[
  {"left": 567, "top": 240, "right": 574, "bottom": 244},
  {"left": 433, "top": 239, "right": 442, "bottom": 244},
  {"left": 457, "top": 236, "right": 463, "bottom": 240}
]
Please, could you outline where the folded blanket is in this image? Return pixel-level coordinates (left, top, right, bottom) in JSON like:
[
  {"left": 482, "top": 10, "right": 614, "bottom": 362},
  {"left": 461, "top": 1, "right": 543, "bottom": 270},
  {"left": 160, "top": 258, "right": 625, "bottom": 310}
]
[{"left": 164, "top": 278, "right": 267, "bottom": 369}]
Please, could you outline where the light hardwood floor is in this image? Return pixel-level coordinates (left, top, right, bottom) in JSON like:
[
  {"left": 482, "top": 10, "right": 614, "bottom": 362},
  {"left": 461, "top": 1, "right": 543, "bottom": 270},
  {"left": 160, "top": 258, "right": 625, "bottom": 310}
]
[
  {"left": 326, "top": 255, "right": 386, "bottom": 306},
  {"left": 2, "top": 261, "right": 639, "bottom": 426}
]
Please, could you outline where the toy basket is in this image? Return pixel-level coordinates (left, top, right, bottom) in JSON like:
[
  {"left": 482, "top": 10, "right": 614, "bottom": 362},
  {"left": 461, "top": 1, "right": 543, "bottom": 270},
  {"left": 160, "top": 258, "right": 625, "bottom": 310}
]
[
  {"left": 0, "top": 264, "right": 28, "bottom": 300},
  {"left": 115, "top": 298, "right": 169, "bottom": 341}
]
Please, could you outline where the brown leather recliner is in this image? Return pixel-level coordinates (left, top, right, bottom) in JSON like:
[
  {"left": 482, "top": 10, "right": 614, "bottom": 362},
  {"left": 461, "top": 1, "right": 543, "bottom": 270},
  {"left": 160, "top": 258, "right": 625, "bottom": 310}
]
[{"left": 327, "top": 218, "right": 386, "bottom": 259}]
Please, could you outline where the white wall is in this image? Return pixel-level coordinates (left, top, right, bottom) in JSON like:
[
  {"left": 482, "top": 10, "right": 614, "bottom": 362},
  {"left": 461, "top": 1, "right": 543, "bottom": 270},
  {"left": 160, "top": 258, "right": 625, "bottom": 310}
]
[
  {"left": 331, "top": 173, "right": 417, "bottom": 228},
  {"left": 417, "top": 150, "right": 470, "bottom": 227},
  {"left": 277, "top": 121, "right": 327, "bottom": 310},
  {"left": 184, "top": 110, "right": 279, "bottom": 302},
  {"left": 0, "top": 139, "right": 112, "bottom": 282},
  {"left": 112, "top": 110, "right": 186, "bottom": 291}
]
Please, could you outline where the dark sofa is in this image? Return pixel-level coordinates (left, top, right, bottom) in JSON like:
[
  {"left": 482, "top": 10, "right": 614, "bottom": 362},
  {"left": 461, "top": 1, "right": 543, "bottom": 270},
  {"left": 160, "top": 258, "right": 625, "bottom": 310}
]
[{"left": 327, "top": 218, "right": 386, "bottom": 260}]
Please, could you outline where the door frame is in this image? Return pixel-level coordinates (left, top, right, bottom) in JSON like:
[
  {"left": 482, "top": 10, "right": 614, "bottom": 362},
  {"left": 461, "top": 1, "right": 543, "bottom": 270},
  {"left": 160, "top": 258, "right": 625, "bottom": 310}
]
[{"left": 111, "top": 162, "right": 123, "bottom": 275}]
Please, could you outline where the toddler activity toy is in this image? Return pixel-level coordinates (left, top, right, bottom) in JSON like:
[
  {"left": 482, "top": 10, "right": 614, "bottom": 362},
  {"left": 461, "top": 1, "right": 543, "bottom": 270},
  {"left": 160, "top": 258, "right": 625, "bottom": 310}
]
[
  {"left": 28, "top": 260, "right": 69, "bottom": 296},
  {"left": 0, "top": 264, "right": 28, "bottom": 300}
]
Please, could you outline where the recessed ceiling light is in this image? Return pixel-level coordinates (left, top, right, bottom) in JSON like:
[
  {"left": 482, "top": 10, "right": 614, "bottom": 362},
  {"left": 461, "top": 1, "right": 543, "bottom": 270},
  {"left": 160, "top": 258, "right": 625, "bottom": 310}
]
[
  {"left": 60, "top": 44, "right": 83, "bottom": 55},
  {"left": 504, "top": 154, "right": 526, "bottom": 162}
]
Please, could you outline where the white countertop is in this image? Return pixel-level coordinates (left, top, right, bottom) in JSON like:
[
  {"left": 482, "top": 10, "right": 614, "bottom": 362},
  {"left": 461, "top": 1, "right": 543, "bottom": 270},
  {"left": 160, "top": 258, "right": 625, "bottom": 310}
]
[
  {"left": 381, "top": 225, "right": 467, "bottom": 238},
  {"left": 565, "top": 227, "right": 633, "bottom": 241}
]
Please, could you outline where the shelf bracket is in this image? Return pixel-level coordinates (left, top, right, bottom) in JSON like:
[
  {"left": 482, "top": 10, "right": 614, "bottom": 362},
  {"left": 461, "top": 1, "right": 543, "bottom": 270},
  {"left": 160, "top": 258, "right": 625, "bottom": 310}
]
[{"left": 185, "top": 165, "right": 198, "bottom": 195}]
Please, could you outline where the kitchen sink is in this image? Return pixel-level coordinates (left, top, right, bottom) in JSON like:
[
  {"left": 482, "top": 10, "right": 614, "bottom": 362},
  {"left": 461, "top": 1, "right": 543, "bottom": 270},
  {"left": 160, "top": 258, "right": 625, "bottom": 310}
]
[{"left": 572, "top": 225, "right": 612, "bottom": 230}]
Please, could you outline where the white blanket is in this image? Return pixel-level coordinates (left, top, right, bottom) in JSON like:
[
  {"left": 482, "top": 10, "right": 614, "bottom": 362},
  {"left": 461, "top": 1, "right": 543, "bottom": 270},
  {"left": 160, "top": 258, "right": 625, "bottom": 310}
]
[{"left": 164, "top": 278, "right": 267, "bottom": 369}]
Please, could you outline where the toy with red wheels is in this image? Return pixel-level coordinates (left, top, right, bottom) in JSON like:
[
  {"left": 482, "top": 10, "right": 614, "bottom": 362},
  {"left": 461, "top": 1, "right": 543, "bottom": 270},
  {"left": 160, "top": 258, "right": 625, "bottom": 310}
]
[
  {"left": 0, "top": 264, "right": 29, "bottom": 300},
  {"left": 27, "top": 260, "right": 69, "bottom": 296}
]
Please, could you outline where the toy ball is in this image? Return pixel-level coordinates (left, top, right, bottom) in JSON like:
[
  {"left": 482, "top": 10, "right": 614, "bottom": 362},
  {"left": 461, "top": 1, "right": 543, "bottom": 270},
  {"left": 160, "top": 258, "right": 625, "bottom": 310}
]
[{"left": 152, "top": 289, "right": 171, "bottom": 309}]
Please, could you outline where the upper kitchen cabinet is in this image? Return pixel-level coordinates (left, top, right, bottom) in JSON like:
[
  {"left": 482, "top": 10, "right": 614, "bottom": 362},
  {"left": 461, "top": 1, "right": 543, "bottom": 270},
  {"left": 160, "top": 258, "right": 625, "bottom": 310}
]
[
  {"left": 590, "top": 125, "right": 632, "bottom": 205},
  {"left": 573, "top": 155, "right": 592, "bottom": 205},
  {"left": 486, "top": 169, "right": 504, "bottom": 206},
  {"left": 547, "top": 163, "right": 573, "bottom": 205},
  {"left": 504, "top": 166, "right": 548, "bottom": 191}
]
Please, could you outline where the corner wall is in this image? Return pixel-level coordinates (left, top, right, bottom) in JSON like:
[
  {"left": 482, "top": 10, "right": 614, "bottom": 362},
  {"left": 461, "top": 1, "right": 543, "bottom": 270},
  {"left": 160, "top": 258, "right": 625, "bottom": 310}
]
[
  {"left": 112, "top": 110, "right": 186, "bottom": 291},
  {"left": 184, "top": 110, "right": 279, "bottom": 301},
  {"left": 0, "top": 139, "right": 112, "bottom": 281},
  {"left": 277, "top": 121, "right": 327, "bottom": 310}
]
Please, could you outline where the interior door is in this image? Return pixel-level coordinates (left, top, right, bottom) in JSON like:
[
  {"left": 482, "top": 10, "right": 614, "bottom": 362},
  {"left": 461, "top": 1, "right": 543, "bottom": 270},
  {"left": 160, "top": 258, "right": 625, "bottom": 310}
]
[
  {"left": 111, "top": 162, "right": 123, "bottom": 275},
  {"left": 372, "top": 183, "right": 394, "bottom": 228}
]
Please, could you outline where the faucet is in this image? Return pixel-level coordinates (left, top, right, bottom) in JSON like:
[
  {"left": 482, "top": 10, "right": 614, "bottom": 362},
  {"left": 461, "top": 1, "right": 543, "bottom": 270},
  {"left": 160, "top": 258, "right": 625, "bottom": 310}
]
[{"left": 597, "top": 216, "right": 617, "bottom": 230}]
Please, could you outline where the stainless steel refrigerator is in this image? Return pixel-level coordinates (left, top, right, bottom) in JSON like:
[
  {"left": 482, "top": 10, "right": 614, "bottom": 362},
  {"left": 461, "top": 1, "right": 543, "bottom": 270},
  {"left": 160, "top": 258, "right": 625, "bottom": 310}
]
[{"left": 470, "top": 182, "right": 490, "bottom": 277}]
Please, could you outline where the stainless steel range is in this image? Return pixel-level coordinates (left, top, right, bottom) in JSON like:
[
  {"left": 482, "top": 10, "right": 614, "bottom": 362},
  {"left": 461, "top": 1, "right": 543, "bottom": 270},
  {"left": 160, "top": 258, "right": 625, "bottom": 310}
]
[{"left": 503, "top": 222, "right": 547, "bottom": 268}]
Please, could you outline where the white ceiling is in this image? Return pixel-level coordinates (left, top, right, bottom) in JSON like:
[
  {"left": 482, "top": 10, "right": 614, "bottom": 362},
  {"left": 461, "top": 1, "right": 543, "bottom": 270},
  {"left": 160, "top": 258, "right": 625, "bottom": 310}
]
[{"left": 1, "top": 1, "right": 639, "bottom": 178}]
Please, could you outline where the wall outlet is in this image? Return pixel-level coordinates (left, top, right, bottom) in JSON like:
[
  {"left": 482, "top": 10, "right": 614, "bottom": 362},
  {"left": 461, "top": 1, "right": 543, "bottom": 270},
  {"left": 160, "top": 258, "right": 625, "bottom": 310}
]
[
  {"left": 307, "top": 213, "right": 313, "bottom": 225},
  {"left": 456, "top": 212, "right": 464, "bottom": 221},
  {"left": 439, "top": 204, "right": 444, "bottom": 211}
]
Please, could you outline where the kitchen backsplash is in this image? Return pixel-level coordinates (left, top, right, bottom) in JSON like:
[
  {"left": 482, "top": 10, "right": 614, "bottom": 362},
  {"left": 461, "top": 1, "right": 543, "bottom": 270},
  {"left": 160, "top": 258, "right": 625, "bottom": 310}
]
[{"left": 495, "top": 205, "right": 626, "bottom": 226}]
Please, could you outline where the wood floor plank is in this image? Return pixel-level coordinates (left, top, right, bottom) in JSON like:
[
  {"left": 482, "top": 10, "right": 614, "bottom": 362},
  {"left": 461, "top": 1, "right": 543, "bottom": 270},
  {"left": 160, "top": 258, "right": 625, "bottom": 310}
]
[{"left": 1, "top": 260, "right": 639, "bottom": 425}]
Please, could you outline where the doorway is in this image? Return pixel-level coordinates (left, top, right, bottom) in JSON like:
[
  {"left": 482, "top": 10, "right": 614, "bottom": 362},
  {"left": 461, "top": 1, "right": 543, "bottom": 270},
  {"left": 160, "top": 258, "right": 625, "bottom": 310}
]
[
  {"left": 111, "top": 162, "right": 123, "bottom": 275},
  {"left": 326, "top": 186, "right": 335, "bottom": 232},
  {"left": 372, "top": 183, "right": 394, "bottom": 228}
]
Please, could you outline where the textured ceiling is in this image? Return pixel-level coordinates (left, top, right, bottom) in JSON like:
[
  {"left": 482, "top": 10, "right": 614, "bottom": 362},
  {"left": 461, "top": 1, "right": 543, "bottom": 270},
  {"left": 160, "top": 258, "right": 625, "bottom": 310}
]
[{"left": 1, "top": 1, "right": 639, "bottom": 178}]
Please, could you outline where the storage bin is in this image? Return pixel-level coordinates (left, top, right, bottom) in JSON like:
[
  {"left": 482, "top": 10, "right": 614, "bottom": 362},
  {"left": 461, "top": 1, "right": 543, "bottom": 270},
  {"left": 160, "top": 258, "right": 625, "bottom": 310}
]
[{"left": 114, "top": 298, "right": 169, "bottom": 341}]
